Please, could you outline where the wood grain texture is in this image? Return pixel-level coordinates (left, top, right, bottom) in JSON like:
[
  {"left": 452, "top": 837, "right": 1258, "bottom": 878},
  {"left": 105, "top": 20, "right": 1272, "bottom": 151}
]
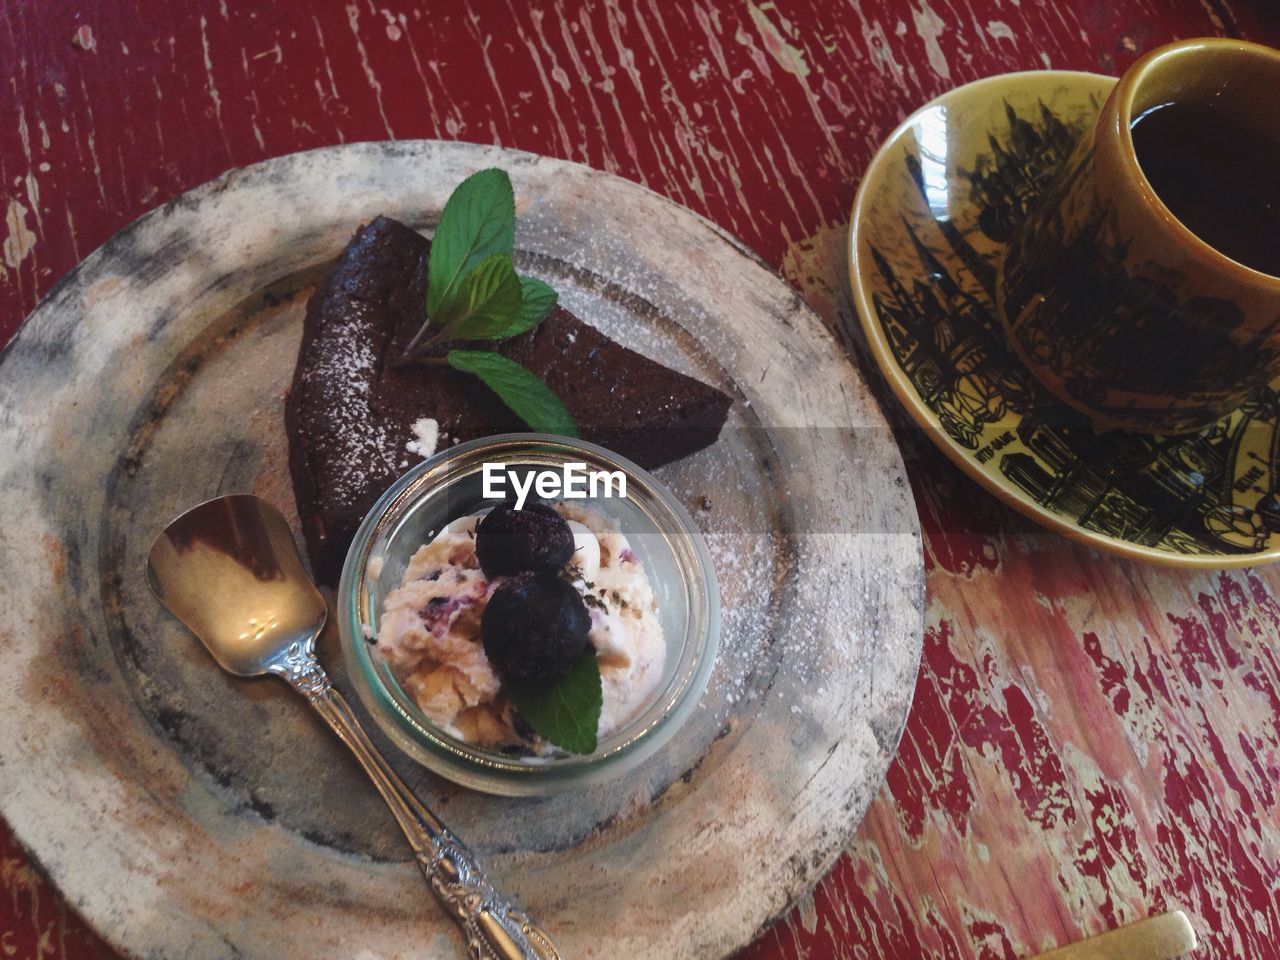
[{"left": 2, "top": 1, "right": 1280, "bottom": 958}]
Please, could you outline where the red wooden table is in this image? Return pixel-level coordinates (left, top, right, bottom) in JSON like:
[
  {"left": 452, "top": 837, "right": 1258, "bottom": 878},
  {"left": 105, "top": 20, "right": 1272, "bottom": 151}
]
[{"left": 4, "top": 2, "right": 1280, "bottom": 958}]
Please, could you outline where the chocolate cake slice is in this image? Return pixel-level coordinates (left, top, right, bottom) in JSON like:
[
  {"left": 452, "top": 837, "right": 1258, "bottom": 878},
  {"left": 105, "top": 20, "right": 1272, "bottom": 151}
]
[{"left": 285, "top": 216, "right": 731, "bottom": 582}]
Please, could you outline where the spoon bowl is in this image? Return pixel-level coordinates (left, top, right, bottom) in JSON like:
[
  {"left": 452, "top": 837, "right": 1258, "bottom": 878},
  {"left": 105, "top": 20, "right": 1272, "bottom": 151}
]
[
  {"left": 147, "top": 495, "right": 325, "bottom": 676},
  {"left": 147, "top": 494, "right": 559, "bottom": 960}
]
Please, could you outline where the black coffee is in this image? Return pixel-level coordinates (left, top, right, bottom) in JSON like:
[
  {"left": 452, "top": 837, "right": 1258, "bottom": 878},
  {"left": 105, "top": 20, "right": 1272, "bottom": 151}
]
[{"left": 1131, "top": 101, "right": 1280, "bottom": 277}]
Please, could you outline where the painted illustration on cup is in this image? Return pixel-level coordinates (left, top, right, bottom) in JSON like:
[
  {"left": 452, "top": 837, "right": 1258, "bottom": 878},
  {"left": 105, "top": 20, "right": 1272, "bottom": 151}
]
[
  {"left": 868, "top": 98, "right": 1280, "bottom": 555},
  {"left": 999, "top": 139, "right": 1278, "bottom": 434}
]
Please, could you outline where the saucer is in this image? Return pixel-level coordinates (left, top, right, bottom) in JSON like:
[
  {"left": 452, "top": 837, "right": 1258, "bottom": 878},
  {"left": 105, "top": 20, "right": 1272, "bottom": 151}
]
[{"left": 849, "top": 70, "right": 1280, "bottom": 567}]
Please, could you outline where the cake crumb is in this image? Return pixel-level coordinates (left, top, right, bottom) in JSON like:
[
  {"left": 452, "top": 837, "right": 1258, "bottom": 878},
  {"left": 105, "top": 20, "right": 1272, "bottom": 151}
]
[{"left": 405, "top": 417, "right": 440, "bottom": 459}]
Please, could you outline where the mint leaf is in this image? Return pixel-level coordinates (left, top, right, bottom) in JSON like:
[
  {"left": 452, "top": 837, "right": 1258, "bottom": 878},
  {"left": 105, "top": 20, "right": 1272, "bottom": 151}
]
[
  {"left": 505, "top": 276, "right": 558, "bottom": 336},
  {"left": 443, "top": 273, "right": 557, "bottom": 341},
  {"left": 508, "top": 650, "right": 602, "bottom": 754},
  {"left": 435, "top": 253, "right": 524, "bottom": 340},
  {"left": 427, "top": 168, "right": 515, "bottom": 320},
  {"left": 446, "top": 350, "right": 580, "bottom": 437}
]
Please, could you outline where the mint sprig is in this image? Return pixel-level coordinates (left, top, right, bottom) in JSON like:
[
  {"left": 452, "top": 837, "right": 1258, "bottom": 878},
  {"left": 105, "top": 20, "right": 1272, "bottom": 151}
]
[
  {"left": 447, "top": 351, "right": 580, "bottom": 437},
  {"left": 508, "top": 650, "right": 603, "bottom": 754},
  {"left": 403, "top": 169, "right": 575, "bottom": 436}
]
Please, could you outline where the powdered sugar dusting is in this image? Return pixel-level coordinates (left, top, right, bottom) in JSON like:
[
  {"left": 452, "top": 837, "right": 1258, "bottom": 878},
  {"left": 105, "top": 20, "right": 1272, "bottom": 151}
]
[
  {"left": 405, "top": 416, "right": 440, "bottom": 459},
  {"left": 302, "top": 314, "right": 397, "bottom": 508}
]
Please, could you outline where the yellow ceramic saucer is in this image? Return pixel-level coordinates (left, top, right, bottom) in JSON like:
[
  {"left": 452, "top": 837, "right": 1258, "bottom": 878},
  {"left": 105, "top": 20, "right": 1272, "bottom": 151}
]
[{"left": 849, "top": 70, "right": 1280, "bottom": 567}]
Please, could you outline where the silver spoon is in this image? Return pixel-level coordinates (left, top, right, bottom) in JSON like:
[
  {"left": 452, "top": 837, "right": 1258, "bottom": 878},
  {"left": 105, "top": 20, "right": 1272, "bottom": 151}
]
[{"left": 146, "top": 493, "right": 560, "bottom": 960}]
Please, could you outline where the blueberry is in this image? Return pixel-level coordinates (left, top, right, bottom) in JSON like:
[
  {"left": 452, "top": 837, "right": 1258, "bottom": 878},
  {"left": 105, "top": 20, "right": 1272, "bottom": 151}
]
[
  {"left": 475, "top": 502, "right": 575, "bottom": 577},
  {"left": 481, "top": 572, "right": 591, "bottom": 687}
]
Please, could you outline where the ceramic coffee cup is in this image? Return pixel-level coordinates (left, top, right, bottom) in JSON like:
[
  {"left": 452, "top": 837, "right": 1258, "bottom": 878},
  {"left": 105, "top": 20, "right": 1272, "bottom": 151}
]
[{"left": 996, "top": 38, "right": 1280, "bottom": 435}]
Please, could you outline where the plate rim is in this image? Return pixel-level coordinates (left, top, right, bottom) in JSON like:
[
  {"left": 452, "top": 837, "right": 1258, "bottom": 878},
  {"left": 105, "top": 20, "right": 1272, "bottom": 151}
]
[{"left": 847, "top": 68, "right": 1280, "bottom": 569}]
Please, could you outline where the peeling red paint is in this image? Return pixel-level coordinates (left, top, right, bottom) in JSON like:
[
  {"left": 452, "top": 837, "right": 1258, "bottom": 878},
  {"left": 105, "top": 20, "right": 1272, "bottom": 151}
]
[
  {"left": 5, "top": 1, "right": 1280, "bottom": 959},
  {"left": 1072, "top": 779, "right": 1152, "bottom": 928},
  {"left": 1083, "top": 631, "right": 1131, "bottom": 715},
  {"left": 965, "top": 918, "right": 1017, "bottom": 960},
  {"left": 908, "top": 448, "right": 1004, "bottom": 579},
  {"left": 892, "top": 621, "right": 1077, "bottom": 836},
  {"left": 886, "top": 621, "right": 978, "bottom": 841}
]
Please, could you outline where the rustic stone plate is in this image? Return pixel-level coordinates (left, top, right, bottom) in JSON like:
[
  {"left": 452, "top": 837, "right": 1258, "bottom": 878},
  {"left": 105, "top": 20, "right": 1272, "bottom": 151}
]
[
  {"left": 0, "top": 141, "right": 923, "bottom": 959},
  {"left": 850, "top": 71, "right": 1280, "bottom": 567}
]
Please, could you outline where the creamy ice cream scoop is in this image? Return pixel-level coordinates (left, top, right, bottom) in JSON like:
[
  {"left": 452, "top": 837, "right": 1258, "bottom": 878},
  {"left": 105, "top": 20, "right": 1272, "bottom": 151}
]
[
  {"left": 567, "top": 519, "right": 601, "bottom": 581},
  {"left": 375, "top": 503, "right": 666, "bottom": 752}
]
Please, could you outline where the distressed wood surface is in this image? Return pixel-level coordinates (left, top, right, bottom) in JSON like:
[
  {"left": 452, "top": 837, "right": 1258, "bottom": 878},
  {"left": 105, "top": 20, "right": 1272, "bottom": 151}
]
[{"left": 2, "top": 2, "right": 1279, "bottom": 958}]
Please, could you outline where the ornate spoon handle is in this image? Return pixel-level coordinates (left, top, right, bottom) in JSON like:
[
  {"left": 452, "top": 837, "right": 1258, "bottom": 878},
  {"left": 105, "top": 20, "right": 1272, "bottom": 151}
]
[{"left": 270, "top": 654, "right": 562, "bottom": 960}]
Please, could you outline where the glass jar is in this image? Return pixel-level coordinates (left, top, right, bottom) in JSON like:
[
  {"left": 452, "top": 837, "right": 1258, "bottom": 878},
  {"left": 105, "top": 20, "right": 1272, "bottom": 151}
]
[{"left": 336, "top": 433, "right": 720, "bottom": 796}]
